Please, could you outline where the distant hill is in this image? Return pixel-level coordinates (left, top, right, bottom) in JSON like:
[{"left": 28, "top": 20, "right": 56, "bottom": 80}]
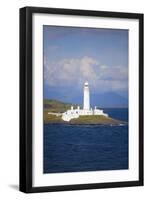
[{"left": 91, "top": 92, "right": 128, "bottom": 108}]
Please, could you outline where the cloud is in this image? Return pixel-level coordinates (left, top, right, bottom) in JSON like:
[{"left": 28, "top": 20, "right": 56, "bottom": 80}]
[{"left": 44, "top": 56, "right": 128, "bottom": 93}]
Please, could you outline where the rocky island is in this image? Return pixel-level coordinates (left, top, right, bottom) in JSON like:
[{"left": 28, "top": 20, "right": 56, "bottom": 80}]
[{"left": 44, "top": 99, "right": 126, "bottom": 125}]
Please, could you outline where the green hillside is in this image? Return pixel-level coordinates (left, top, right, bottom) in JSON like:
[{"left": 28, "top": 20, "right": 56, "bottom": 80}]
[
  {"left": 44, "top": 99, "right": 78, "bottom": 113},
  {"left": 44, "top": 99, "right": 77, "bottom": 123},
  {"left": 44, "top": 112, "right": 62, "bottom": 123}
]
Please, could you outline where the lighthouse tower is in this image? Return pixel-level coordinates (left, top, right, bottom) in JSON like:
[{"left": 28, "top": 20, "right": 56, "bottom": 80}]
[{"left": 83, "top": 82, "right": 90, "bottom": 110}]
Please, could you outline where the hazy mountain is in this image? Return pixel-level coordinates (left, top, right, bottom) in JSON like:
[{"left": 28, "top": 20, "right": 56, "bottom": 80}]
[{"left": 90, "top": 92, "right": 128, "bottom": 108}]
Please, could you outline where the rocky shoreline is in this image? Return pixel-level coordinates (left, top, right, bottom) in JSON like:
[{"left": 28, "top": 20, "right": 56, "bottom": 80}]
[{"left": 44, "top": 114, "right": 126, "bottom": 125}]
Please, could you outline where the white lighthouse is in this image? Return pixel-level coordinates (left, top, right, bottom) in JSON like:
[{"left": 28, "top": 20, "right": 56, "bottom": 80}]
[
  {"left": 61, "top": 82, "right": 108, "bottom": 121},
  {"left": 83, "top": 81, "right": 90, "bottom": 110}
]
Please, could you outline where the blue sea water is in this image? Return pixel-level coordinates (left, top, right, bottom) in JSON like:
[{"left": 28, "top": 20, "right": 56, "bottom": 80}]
[{"left": 44, "top": 108, "right": 128, "bottom": 173}]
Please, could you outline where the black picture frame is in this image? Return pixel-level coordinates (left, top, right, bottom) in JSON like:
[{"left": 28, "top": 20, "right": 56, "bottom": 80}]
[{"left": 19, "top": 6, "right": 144, "bottom": 193}]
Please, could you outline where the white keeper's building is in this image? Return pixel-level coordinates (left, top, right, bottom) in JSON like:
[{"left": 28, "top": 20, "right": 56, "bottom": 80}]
[{"left": 62, "top": 82, "right": 108, "bottom": 122}]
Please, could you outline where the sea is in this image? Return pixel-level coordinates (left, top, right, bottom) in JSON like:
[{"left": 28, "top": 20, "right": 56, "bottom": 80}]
[{"left": 43, "top": 108, "right": 128, "bottom": 173}]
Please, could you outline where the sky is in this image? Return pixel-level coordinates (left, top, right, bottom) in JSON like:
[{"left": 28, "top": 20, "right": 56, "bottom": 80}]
[{"left": 43, "top": 25, "right": 128, "bottom": 107}]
